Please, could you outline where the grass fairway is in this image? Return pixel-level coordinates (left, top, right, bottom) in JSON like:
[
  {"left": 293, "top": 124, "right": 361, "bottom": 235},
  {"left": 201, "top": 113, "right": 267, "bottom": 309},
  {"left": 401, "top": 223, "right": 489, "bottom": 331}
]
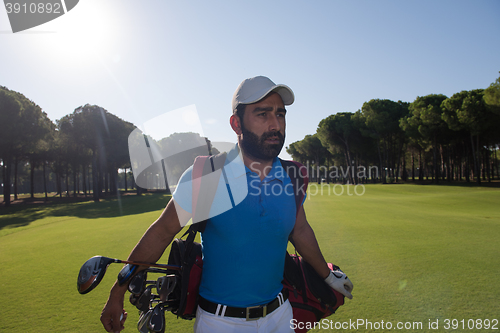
[
  {"left": 301, "top": 183, "right": 500, "bottom": 332},
  {"left": 0, "top": 193, "right": 194, "bottom": 333},
  {"left": 1, "top": 185, "right": 499, "bottom": 332}
]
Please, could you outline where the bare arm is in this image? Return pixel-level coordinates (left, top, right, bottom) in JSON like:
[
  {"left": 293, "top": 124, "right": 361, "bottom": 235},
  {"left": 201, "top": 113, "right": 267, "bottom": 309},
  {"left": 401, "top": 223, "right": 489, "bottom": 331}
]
[
  {"left": 127, "top": 198, "right": 189, "bottom": 263},
  {"left": 291, "top": 205, "right": 354, "bottom": 299},
  {"left": 100, "top": 198, "right": 190, "bottom": 332},
  {"left": 290, "top": 205, "right": 330, "bottom": 279}
]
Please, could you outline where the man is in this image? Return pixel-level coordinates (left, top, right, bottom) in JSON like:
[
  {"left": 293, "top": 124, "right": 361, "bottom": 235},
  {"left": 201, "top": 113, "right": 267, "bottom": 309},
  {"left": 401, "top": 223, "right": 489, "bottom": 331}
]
[{"left": 100, "top": 76, "right": 353, "bottom": 333}]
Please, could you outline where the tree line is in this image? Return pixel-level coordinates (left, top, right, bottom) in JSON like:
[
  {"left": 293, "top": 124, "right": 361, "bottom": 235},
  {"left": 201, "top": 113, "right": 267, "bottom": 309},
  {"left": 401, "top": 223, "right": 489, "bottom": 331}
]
[
  {"left": 2, "top": 73, "right": 499, "bottom": 207},
  {"left": 286, "top": 73, "right": 500, "bottom": 185},
  {"left": 0, "top": 86, "right": 137, "bottom": 206},
  {"left": 0, "top": 85, "right": 218, "bottom": 207}
]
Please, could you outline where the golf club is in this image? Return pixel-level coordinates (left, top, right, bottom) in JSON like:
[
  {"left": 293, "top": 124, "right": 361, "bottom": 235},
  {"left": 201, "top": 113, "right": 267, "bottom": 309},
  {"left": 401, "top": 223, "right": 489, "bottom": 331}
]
[
  {"left": 148, "top": 303, "right": 166, "bottom": 333},
  {"left": 135, "top": 285, "right": 155, "bottom": 312},
  {"left": 128, "top": 270, "right": 148, "bottom": 295},
  {"left": 156, "top": 275, "right": 177, "bottom": 302},
  {"left": 137, "top": 309, "right": 153, "bottom": 333},
  {"left": 77, "top": 255, "right": 181, "bottom": 294},
  {"left": 117, "top": 264, "right": 138, "bottom": 285}
]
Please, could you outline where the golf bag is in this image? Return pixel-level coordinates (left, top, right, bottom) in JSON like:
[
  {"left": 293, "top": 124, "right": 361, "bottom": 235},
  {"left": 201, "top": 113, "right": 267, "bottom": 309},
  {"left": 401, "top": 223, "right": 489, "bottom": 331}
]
[
  {"left": 165, "top": 233, "right": 203, "bottom": 319},
  {"left": 283, "top": 253, "right": 345, "bottom": 332}
]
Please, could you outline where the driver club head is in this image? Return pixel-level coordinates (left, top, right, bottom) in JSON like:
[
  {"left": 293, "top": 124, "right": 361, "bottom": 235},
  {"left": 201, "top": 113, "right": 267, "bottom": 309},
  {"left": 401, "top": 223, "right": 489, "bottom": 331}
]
[{"left": 77, "top": 256, "right": 115, "bottom": 294}]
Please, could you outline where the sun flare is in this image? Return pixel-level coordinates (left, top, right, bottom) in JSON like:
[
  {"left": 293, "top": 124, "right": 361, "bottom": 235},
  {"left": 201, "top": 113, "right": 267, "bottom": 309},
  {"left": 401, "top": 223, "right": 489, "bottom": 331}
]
[{"left": 35, "top": 1, "right": 122, "bottom": 70}]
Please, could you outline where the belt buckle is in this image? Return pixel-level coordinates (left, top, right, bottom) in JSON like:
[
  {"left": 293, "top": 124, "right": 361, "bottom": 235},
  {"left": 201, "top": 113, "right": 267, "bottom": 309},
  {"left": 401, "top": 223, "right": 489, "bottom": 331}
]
[{"left": 245, "top": 305, "right": 267, "bottom": 321}]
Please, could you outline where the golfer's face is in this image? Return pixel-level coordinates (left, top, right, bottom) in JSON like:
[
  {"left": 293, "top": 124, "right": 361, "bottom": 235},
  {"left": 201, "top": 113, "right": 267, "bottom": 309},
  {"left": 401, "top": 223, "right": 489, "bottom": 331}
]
[{"left": 243, "top": 92, "right": 286, "bottom": 143}]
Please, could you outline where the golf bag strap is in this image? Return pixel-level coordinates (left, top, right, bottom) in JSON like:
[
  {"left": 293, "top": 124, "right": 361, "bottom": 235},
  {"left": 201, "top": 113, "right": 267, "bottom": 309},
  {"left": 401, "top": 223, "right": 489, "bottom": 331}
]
[
  {"left": 182, "top": 153, "right": 228, "bottom": 254},
  {"left": 191, "top": 153, "right": 227, "bottom": 226},
  {"left": 279, "top": 159, "right": 308, "bottom": 245},
  {"left": 279, "top": 159, "right": 308, "bottom": 218}
]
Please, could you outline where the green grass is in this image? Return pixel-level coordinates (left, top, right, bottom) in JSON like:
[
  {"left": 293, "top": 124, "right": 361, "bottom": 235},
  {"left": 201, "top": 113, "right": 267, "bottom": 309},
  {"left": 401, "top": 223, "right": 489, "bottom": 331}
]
[
  {"left": 301, "top": 184, "right": 500, "bottom": 332},
  {"left": 0, "top": 185, "right": 499, "bottom": 332},
  {"left": 0, "top": 193, "right": 193, "bottom": 332}
]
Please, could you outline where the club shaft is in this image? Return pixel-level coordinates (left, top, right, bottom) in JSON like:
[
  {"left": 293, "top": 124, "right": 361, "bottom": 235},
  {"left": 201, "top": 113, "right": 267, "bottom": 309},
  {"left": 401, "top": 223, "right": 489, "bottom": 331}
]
[{"left": 114, "top": 259, "right": 181, "bottom": 271}]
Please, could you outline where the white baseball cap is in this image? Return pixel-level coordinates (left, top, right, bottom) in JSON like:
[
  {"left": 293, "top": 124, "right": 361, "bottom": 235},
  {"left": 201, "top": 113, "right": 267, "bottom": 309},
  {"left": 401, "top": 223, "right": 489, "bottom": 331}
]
[{"left": 232, "top": 76, "right": 295, "bottom": 112}]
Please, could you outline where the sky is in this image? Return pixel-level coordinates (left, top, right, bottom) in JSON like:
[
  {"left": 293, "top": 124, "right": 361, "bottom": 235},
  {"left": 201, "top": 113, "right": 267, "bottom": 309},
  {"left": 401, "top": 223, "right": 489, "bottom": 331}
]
[{"left": 1, "top": 0, "right": 499, "bottom": 161}]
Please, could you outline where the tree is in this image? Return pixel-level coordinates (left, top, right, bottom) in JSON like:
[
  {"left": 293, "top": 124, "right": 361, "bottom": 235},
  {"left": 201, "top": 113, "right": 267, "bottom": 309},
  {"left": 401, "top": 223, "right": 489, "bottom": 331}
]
[
  {"left": 0, "top": 87, "right": 55, "bottom": 205},
  {"left": 407, "top": 94, "right": 448, "bottom": 184},
  {"left": 484, "top": 72, "right": 500, "bottom": 113},
  {"left": 16, "top": 98, "right": 56, "bottom": 199},
  {"left": 361, "top": 99, "right": 409, "bottom": 183},
  {"left": 59, "top": 104, "right": 135, "bottom": 201},
  {"left": 0, "top": 87, "right": 20, "bottom": 206},
  {"left": 295, "top": 134, "right": 329, "bottom": 183},
  {"left": 57, "top": 114, "right": 92, "bottom": 197},
  {"left": 401, "top": 109, "right": 427, "bottom": 181},
  {"left": 317, "top": 113, "right": 358, "bottom": 183},
  {"left": 104, "top": 112, "right": 136, "bottom": 195},
  {"left": 286, "top": 141, "right": 308, "bottom": 164},
  {"left": 442, "top": 89, "right": 498, "bottom": 184}
]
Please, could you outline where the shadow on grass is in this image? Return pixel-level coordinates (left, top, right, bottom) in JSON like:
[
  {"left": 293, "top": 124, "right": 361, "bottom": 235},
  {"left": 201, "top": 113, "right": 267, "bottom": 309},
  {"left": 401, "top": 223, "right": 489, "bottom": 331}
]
[{"left": 0, "top": 192, "right": 171, "bottom": 231}]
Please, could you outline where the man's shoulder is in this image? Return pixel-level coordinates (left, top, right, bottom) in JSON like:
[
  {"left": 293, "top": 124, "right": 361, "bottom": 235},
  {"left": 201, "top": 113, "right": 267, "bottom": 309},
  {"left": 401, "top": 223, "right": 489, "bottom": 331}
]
[{"left": 278, "top": 159, "right": 308, "bottom": 178}]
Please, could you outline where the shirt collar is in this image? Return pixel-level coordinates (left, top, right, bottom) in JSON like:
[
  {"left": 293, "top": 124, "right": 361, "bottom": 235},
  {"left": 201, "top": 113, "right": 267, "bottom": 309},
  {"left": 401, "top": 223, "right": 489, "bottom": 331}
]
[
  {"left": 266, "top": 157, "right": 285, "bottom": 183},
  {"left": 245, "top": 156, "right": 285, "bottom": 184}
]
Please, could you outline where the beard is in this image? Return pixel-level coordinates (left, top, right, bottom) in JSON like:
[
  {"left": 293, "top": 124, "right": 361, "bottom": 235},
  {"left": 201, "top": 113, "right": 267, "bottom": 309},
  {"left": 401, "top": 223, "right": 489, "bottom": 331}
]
[{"left": 239, "top": 124, "right": 285, "bottom": 161}]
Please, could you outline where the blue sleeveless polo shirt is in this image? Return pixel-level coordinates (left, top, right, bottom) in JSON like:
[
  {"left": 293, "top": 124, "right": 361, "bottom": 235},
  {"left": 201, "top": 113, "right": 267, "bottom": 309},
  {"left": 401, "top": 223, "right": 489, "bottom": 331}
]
[{"left": 173, "top": 152, "right": 297, "bottom": 307}]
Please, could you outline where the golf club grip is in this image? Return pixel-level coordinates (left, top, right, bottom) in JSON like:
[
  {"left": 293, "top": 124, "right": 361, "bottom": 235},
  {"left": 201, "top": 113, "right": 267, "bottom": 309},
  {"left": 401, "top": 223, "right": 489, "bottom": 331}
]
[{"left": 118, "top": 259, "right": 181, "bottom": 271}]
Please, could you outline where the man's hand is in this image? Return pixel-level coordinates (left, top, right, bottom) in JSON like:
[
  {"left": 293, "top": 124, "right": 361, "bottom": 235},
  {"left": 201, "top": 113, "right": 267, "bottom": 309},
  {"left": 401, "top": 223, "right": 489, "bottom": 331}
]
[
  {"left": 100, "top": 293, "right": 127, "bottom": 333},
  {"left": 325, "top": 269, "right": 354, "bottom": 299}
]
